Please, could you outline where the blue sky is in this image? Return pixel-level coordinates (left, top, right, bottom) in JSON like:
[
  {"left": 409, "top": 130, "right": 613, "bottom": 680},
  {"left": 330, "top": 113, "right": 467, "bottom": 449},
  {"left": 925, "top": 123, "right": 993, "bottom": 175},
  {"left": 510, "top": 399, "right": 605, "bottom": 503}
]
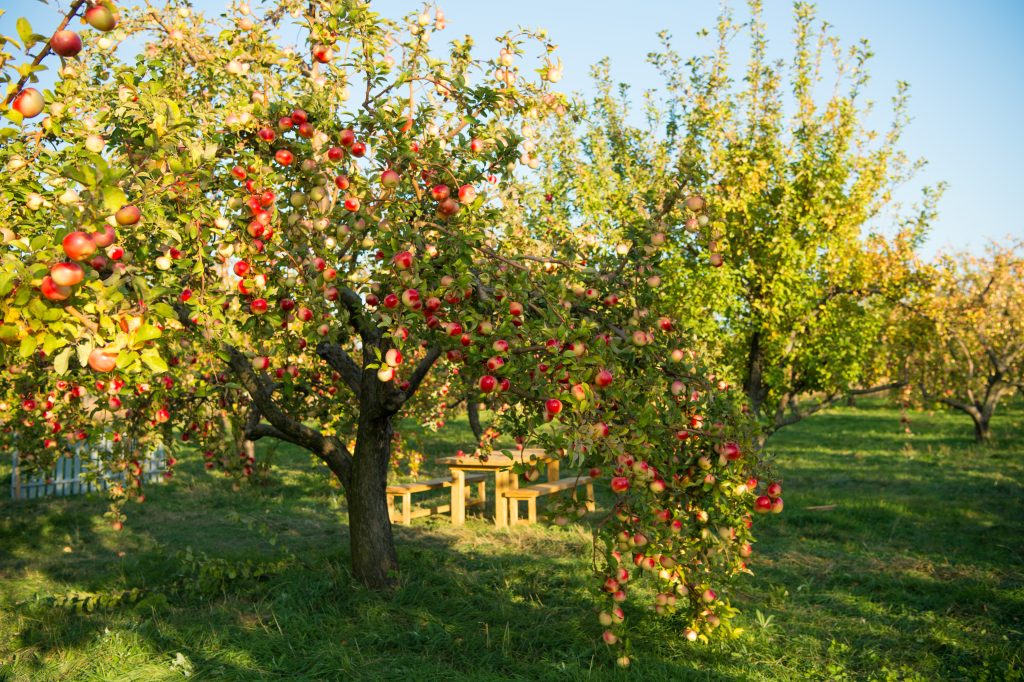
[{"left": 4, "top": 0, "right": 1022, "bottom": 256}]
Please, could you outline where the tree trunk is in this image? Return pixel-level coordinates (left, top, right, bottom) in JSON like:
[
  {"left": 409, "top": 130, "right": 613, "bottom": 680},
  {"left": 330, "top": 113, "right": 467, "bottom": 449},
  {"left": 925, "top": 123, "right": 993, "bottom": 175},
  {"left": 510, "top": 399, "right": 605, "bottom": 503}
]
[
  {"left": 467, "top": 397, "right": 483, "bottom": 442},
  {"left": 973, "top": 415, "right": 991, "bottom": 442},
  {"left": 345, "top": 409, "right": 399, "bottom": 588},
  {"left": 743, "top": 331, "right": 769, "bottom": 417}
]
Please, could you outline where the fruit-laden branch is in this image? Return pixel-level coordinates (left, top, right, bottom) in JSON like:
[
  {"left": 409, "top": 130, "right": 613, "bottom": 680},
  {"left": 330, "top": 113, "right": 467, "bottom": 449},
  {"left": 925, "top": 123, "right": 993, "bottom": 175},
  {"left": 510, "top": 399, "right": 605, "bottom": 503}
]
[
  {"left": 226, "top": 345, "right": 354, "bottom": 485},
  {"left": 173, "top": 303, "right": 354, "bottom": 483},
  {"left": 382, "top": 346, "right": 442, "bottom": 413},
  {"left": 3, "top": 0, "right": 87, "bottom": 107},
  {"left": 336, "top": 286, "right": 376, "bottom": 342},
  {"left": 315, "top": 341, "right": 363, "bottom": 396},
  {"left": 772, "top": 380, "right": 907, "bottom": 431}
]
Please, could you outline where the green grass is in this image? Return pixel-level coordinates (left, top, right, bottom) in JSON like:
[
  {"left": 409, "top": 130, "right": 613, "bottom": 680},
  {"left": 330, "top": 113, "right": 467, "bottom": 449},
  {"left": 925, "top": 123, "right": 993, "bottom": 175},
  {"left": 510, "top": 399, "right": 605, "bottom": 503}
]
[{"left": 1, "top": 402, "right": 1022, "bottom": 680}]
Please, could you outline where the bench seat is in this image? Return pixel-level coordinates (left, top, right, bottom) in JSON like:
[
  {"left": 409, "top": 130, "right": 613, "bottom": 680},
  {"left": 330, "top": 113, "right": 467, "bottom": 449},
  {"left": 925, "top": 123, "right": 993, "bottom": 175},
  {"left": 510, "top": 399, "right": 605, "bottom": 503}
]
[
  {"left": 503, "top": 475, "right": 595, "bottom": 525},
  {"left": 387, "top": 472, "right": 487, "bottom": 524}
]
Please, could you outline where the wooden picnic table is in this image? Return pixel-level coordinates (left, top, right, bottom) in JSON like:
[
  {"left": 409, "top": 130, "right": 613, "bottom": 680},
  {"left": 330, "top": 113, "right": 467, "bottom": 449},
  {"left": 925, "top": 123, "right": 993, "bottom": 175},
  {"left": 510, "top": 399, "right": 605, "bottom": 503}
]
[{"left": 435, "top": 448, "right": 559, "bottom": 527}]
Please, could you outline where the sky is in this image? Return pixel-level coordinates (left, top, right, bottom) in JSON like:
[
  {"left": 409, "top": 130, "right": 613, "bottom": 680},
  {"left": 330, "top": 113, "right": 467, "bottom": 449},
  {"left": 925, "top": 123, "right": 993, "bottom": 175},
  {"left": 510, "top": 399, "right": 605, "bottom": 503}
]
[{"left": 3, "top": 0, "right": 1023, "bottom": 256}]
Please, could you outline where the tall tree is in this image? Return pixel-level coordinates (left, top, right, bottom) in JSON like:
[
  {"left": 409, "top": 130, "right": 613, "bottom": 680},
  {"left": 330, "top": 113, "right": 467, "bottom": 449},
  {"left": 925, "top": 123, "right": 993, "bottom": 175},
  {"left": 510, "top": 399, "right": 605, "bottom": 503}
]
[
  {"left": 0, "top": 0, "right": 775, "bottom": 660},
  {"left": 903, "top": 241, "right": 1024, "bottom": 441},
  {"left": 533, "top": 1, "right": 938, "bottom": 433}
]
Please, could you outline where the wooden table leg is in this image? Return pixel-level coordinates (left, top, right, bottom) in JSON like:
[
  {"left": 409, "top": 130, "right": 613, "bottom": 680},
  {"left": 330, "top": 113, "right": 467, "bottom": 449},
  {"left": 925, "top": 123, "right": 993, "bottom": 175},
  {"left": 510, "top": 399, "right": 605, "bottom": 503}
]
[
  {"left": 546, "top": 459, "right": 560, "bottom": 483},
  {"left": 451, "top": 469, "right": 466, "bottom": 525},
  {"left": 494, "top": 470, "right": 508, "bottom": 528}
]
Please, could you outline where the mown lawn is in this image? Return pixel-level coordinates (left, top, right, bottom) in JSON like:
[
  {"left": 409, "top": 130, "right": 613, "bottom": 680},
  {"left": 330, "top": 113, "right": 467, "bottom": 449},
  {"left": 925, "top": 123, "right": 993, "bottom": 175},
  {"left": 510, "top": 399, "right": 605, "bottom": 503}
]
[{"left": 1, "top": 401, "right": 1022, "bottom": 681}]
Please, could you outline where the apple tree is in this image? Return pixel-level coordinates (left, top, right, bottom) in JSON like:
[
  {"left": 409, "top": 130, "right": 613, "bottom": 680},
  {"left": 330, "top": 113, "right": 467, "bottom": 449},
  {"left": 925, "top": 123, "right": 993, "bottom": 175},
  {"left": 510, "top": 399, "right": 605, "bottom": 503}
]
[
  {"left": 529, "top": 0, "right": 939, "bottom": 434},
  {"left": 899, "top": 241, "right": 1024, "bottom": 441},
  {"left": 0, "top": 0, "right": 775, "bottom": 661}
]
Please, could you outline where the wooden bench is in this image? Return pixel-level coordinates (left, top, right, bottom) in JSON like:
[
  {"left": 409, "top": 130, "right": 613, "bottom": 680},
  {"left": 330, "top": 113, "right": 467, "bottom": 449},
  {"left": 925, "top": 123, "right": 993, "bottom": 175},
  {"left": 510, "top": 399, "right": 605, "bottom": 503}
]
[
  {"left": 387, "top": 473, "right": 488, "bottom": 525},
  {"left": 504, "top": 476, "right": 596, "bottom": 525}
]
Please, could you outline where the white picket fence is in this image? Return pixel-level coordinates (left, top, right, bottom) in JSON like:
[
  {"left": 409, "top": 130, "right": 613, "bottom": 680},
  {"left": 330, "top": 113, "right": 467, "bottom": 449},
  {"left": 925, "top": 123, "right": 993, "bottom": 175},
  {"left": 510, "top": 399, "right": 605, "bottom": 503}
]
[{"left": 9, "top": 440, "right": 166, "bottom": 500}]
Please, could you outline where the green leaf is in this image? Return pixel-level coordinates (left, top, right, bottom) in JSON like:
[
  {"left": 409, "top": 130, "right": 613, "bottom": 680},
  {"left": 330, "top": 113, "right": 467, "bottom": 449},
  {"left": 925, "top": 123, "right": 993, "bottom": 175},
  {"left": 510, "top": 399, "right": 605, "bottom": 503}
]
[
  {"left": 53, "top": 347, "right": 72, "bottom": 374},
  {"left": 18, "top": 334, "right": 36, "bottom": 358},
  {"left": 140, "top": 347, "right": 168, "bottom": 373},
  {"left": 134, "top": 324, "right": 162, "bottom": 343},
  {"left": 15, "top": 17, "right": 32, "bottom": 47},
  {"left": 102, "top": 186, "right": 128, "bottom": 212}
]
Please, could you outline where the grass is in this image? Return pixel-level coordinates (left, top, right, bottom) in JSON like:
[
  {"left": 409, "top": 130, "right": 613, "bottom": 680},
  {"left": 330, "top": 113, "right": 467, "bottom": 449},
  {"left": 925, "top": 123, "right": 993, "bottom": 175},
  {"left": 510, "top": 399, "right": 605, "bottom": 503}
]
[{"left": 1, "top": 401, "right": 1022, "bottom": 680}]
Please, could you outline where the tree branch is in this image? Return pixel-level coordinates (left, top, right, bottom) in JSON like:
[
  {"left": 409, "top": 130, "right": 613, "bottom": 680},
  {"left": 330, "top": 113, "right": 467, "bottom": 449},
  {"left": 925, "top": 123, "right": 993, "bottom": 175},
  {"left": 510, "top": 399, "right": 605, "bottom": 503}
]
[{"left": 316, "top": 341, "right": 363, "bottom": 395}]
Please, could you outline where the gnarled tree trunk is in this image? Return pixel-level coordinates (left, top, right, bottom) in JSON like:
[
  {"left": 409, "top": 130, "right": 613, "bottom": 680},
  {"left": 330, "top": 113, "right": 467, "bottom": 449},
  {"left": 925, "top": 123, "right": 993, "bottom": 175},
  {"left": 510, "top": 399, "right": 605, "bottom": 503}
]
[{"left": 345, "top": 409, "right": 399, "bottom": 588}]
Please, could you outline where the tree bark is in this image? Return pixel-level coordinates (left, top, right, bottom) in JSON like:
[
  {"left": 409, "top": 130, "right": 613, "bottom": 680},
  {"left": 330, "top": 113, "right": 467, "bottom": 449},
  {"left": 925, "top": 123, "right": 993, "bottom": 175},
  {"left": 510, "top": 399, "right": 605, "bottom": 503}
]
[
  {"left": 345, "top": 408, "right": 399, "bottom": 588},
  {"left": 973, "top": 415, "right": 992, "bottom": 442},
  {"left": 467, "top": 397, "right": 483, "bottom": 442},
  {"left": 743, "top": 331, "right": 769, "bottom": 418}
]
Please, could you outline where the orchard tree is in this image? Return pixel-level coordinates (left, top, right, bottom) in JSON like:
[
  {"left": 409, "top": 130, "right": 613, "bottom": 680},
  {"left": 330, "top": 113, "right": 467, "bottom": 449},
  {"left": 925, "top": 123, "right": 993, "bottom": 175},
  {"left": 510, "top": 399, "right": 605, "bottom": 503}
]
[
  {"left": 902, "top": 241, "right": 1024, "bottom": 441},
  {"left": 530, "top": 0, "right": 938, "bottom": 434},
  {"left": 0, "top": 0, "right": 777, "bottom": 661}
]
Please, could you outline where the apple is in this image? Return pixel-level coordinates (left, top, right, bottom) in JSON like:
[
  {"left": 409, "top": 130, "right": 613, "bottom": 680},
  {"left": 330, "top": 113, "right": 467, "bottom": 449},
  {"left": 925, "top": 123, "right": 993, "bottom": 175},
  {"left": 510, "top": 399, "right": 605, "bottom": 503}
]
[
  {"left": 12, "top": 88, "right": 44, "bottom": 119},
  {"left": 85, "top": 6, "right": 117, "bottom": 31},
  {"left": 63, "top": 231, "right": 96, "bottom": 260},
  {"left": 722, "top": 442, "right": 742, "bottom": 461},
  {"left": 381, "top": 169, "right": 400, "bottom": 187},
  {"left": 383, "top": 293, "right": 399, "bottom": 309},
  {"left": 339, "top": 129, "right": 356, "bottom": 147},
  {"left": 401, "top": 288, "right": 420, "bottom": 308},
  {"left": 470, "top": 138, "right": 484, "bottom": 152},
  {"left": 50, "top": 262, "right": 84, "bottom": 287},
  {"left": 233, "top": 261, "right": 250, "bottom": 277},
  {"left": 509, "top": 301, "right": 524, "bottom": 316},
  {"left": 686, "top": 195, "right": 705, "bottom": 212},
  {"left": 343, "top": 196, "right": 360, "bottom": 211},
  {"left": 595, "top": 369, "right": 613, "bottom": 388},
  {"left": 437, "top": 198, "right": 460, "bottom": 216},
  {"left": 602, "top": 631, "right": 618, "bottom": 645},
  {"left": 274, "top": 149, "right": 294, "bottom": 165},
  {"left": 393, "top": 251, "right": 413, "bottom": 269},
  {"left": 702, "top": 588, "right": 717, "bottom": 603},
  {"left": 250, "top": 298, "right": 268, "bottom": 314},
  {"left": 350, "top": 141, "right": 366, "bottom": 157},
  {"left": 50, "top": 30, "right": 83, "bottom": 57},
  {"left": 88, "top": 348, "right": 117, "bottom": 372},
  {"left": 611, "top": 477, "right": 630, "bottom": 493},
  {"left": 385, "top": 349, "right": 403, "bottom": 366},
  {"left": 767, "top": 482, "right": 782, "bottom": 497},
  {"left": 92, "top": 225, "right": 116, "bottom": 248},
  {"left": 545, "top": 398, "right": 562, "bottom": 414},
  {"left": 313, "top": 44, "right": 333, "bottom": 63},
  {"left": 771, "top": 497, "right": 784, "bottom": 514},
  {"left": 479, "top": 375, "right": 497, "bottom": 393},
  {"left": 754, "top": 495, "right": 772, "bottom": 514},
  {"left": 40, "top": 276, "right": 71, "bottom": 301}
]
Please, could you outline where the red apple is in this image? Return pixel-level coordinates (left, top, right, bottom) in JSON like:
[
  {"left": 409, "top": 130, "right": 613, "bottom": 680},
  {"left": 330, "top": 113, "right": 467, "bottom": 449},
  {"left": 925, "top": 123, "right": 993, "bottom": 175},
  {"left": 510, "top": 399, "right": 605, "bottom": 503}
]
[
  {"left": 12, "top": 88, "right": 44, "bottom": 119},
  {"left": 88, "top": 348, "right": 117, "bottom": 372},
  {"left": 250, "top": 298, "right": 268, "bottom": 314},
  {"left": 85, "top": 6, "right": 117, "bottom": 31},
  {"left": 611, "top": 477, "right": 630, "bottom": 493},
  {"left": 545, "top": 398, "right": 562, "bottom": 414},
  {"left": 350, "top": 141, "right": 366, "bottom": 157},
  {"left": 339, "top": 129, "right": 356, "bottom": 147},
  {"left": 381, "top": 169, "right": 400, "bottom": 187},
  {"left": 40, "top": 276, "right": 71, "bottom": 301},
  {"left": 50, "top": 262, "right": 84, "bottom": 287},
  {"left": 92, "top": 225, "right": 116, "bottom": 247},
  {"left": 767, "top": 482, "right": 782, "bottom": 498},
  {"left": 595, "top": 369, "right": 613, "bottom": 388},
  {"left": 62, "top": 231, "right": 97, "bottom": 260},
  {"left": 393, "top": 251, "right": 413, "bottom": 270},
  {"left": 50, "top": 30, "right": 83, "bottom": 57},
  {"left": 754, "top": 496, "right": 772, "bottom": 514},
  {"left": 479, "top": 375, "right": 497, "bottom": 393},
  {"left": 274, "top": 149, "right": 294, "bottom": 166}
]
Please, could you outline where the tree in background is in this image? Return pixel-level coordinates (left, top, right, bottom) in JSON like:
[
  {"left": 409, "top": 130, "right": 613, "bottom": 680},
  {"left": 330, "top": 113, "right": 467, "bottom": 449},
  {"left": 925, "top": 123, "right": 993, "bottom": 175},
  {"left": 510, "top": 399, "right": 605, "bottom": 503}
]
[
  {"left": 902, "top": 241, "right": 1024, "bottom": 441},
  {"left": 0, "top": 0, "right": 775, "bottom": 661},
  {"left": 531, "top": 0, "right": 939, "bottom": 434}
]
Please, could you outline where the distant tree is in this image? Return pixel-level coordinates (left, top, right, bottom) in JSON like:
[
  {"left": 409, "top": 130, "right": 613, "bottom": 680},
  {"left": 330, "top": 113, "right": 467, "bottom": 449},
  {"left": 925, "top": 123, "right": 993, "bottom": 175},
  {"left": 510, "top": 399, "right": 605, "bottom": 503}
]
[
  {"left": 903, "top": 241, "right": 1024, "bottom": 441},
  {"left": 531, "top": 0, "right": 939, "bottom": 434}
]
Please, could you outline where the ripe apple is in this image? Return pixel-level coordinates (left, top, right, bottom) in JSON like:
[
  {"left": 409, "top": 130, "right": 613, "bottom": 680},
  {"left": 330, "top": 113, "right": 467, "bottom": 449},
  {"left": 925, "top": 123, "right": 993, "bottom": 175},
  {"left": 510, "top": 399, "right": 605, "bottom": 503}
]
[
  {"left": 63, "top": 231, "right": 96, "bottom": 260},
  {"left": 545, "top": 398, "right": 562, "bottom": 414},
  {"left": 767, "top": 481, "right": 782, "bottom": 497},
  {"left": 611, "top": 477, "right": 630, "bottom": 493},
  {"left": 274, "top": 149, "right": 294, "bottom": 165},
  {"left": 385, "top": 349, "right": 402, "bottom": 366},
  {"left": 381, "top": 169, "right": 400, "bottom": 187},
  {"left": 50, "top": 262, "right": 84, "bottom": 287},
  {"left": 350, "top": 141, "right": 366, "bottom": 157},
  {"left": 393, "top": 251, "right": 413, "bottom": 269},
  {"left": 312, "top": 44, "right": 333, "bottom": 63},
  {"left": 685, "top": 195, "right": 706, "bottom": 212},
  {"left": 234, "top": 261, "right": 250, "bottom": 277},
  {"left": 339, "top": 129, "right": 356, "bottom": 147},
  {"left": 40, "top": 276, "right": 71, "bottom": 301},
  {"left": 595, "top": 369, "right": 613, "bottom": 388},
  {"left": 12, "top": 88, "right": 44, "bottom": 119},
  {"left": 88, "top": 348, "right": 117, "bottom": 372},
  {"left": 771, "top": 497, "right": 784, "bottom": 514},
  {"left": 250, "top": 298, "right": 268, "bottom": 314},
  {"left": 509, "top": 301, "right": 524, "bottom": 316},
  {"left": 383, "top": 293, "right": 399, "bottom": 309},
  {"left": 92, "top": 225, "right": 116, "bottom": 248},
  {"left": 754, "top": 495, "right": 772, "bottom": 514},
  {"left": 85, "top": 6, "right": 117, "bottom": 31},
  {"left": 722, "top": 442, "right": 742, "bottom": 461},
  {"left": 437, "top": 198, "right": 460, "bottom": 216},
  {"left": 51, "top": 30, "right": 83, "bottom": 57},
  {"left": 479, "top": 375, "right": 497, "bottom": 393},
  {"left": 401, "top": 288, "right": 420, "bottom": 308}
]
